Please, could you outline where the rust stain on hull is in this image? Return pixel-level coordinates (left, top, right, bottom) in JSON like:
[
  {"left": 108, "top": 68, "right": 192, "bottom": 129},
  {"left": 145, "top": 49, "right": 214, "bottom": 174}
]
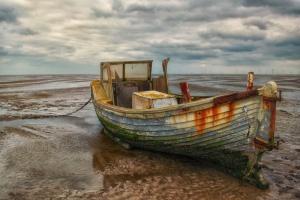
[
  {"left": 194, "top": 102, "right": 235, "bottom": 134},
  {"left": 194, "top": 109, "right": 206, "bottom": 134},
  {"left": 263, "top": 97, "right": 277, "bottom": 143},
  {"left": 91, "top": 72, "right": 280, "bottom": 189}
]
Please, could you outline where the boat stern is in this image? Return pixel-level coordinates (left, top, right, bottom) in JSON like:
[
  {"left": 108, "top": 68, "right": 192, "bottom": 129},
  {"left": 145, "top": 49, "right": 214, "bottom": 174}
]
[{"left": 255, "top": 81, "right": 281, "bottom": 150}]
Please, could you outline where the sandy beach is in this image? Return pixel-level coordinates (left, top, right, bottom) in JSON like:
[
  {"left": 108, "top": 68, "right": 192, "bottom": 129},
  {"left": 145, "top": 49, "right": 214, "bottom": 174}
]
[{"left": 0, "top": 74, "right": 299, "bottom": 199}]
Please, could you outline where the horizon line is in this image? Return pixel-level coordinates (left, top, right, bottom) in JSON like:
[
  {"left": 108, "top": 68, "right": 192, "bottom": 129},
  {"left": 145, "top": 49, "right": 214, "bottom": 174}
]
[{"left": 0, "top": 73, "right": 299, "bottom": 76}]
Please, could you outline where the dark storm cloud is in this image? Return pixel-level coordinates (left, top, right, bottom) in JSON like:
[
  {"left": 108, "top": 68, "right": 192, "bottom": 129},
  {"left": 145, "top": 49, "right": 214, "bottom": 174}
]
[
  {"left": 174, "top": 0, "right": 260, "bottom": 22},
  {"left": 0, "top": 5, "right": 17, "bottom": 23},
  {"left": 181, "top": 9, "right": 252, "bottom": 22},
  {"left": 242, "top": 0, "right": 300, "bottom": 15},
  {"left": 125, "top": 2, "right": 182, "bottom": 13},
  {"left": 224, "top": 56, "right": 266, "bottom": 66},
  {"left": 268, "top": 35, "right": 300, "bottom": 60},
  {"left": 143, "top": 42, "right": 218, "bottom": 61},
  {"left": 199, "top": 29, "right": 265, "bottom": 42},
  {"left": 221, "top": 44, "right": 257, "bottom": 53},
  {"left": 273, "top": 36, "right": 300, "bottom": 47},
  {"left": 126, "top": 4, "right": 155, "bottom": 13},
  {"left": 1, "top": 0, "right": 299, "bottom": 74},
  {"left": 179, "top": 53, "right": 217, "bottom": 60}
]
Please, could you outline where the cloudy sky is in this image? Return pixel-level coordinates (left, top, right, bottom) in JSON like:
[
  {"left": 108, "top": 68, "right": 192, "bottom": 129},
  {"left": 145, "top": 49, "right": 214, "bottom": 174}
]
[{"left": 0, "top": 0, "right": 300, "bottom": 75}]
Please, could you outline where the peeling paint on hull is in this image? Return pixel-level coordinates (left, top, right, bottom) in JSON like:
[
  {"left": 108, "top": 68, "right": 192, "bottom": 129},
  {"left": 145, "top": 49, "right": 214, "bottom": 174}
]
[{"left": 91, "top": 80, "right": 280, "bottom": 189}]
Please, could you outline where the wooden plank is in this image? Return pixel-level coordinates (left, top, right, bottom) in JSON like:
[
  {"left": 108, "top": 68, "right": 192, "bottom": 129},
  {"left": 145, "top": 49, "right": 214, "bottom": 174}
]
[{"left": 101, "top": 60, "right": 153, "bottom": 65}]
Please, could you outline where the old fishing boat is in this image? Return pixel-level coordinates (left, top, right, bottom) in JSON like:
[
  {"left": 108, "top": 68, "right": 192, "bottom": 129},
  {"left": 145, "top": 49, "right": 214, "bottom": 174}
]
[{"left": 91, "top": 59, "right": 281, "bottom": 188}]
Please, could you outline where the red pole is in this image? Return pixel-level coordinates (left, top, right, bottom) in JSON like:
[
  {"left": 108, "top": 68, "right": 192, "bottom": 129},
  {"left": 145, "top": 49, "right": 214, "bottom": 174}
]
[
  {"left": 180, "top": 82, "right": 192, "bottom": 103},
  {"left": 247, "top": 72, "right": 254, "bottom": 91}
]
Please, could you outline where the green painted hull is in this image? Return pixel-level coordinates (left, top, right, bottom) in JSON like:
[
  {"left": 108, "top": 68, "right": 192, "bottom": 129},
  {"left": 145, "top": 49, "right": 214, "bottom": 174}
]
[{"left": 91, "top": 79, "right": 280, "bottom": 189}]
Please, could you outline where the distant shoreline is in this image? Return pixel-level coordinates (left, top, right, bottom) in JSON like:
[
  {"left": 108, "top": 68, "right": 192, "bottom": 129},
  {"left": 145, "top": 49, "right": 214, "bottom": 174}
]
[{"left": 0, "top": 73, "right": 299, "bottom": 76}]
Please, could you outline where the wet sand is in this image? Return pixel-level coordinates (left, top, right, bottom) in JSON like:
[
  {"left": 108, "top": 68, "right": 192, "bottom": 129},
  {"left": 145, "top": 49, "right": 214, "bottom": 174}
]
[{"left": 0, "top": 74, "right": 299, "bottom": 199}]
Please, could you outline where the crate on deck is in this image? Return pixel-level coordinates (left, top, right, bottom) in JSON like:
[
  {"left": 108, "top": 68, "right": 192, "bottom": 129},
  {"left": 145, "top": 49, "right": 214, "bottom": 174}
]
[{"left": 132, "top": 90, "right": 177, "bottom": 109}]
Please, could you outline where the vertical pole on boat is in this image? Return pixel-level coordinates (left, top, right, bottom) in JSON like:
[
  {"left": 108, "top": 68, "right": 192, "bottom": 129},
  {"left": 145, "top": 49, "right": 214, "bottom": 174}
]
[
  {"left": 247, "top": 72, "right": 254, "bottom": 90},
  {"left": 262, "top": 81, "right": 278, "bottom": 147},
  {"left": 254, "top": 81, "right": 279, "bottom": 149},
  {"left": 264, "top": 98, "right": 277, "bottom": 145},
  {"left": 106, "top": 64, "right": 114, "bottom": 102},
  {"left": 180, "top": 82, "right": 192, "bottom": 102},
  {"left": 162, "top": 57, "right": 170, "bottom": 93}
]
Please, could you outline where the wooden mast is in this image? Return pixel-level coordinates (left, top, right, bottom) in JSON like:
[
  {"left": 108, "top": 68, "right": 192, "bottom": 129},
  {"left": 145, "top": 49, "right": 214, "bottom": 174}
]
[{"left": 162, "top": 57, "right": 170, "bottom": 93}]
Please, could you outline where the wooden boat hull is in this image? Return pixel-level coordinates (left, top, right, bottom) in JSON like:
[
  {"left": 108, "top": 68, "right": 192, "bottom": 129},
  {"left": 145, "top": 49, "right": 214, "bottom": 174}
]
[{"left": 91, "top": 80, "right": 279, "bottom": 188}]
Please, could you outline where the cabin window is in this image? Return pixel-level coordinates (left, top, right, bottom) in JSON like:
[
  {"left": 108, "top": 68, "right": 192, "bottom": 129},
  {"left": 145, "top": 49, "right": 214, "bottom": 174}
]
[
  {"left": 125, "top": 63, "right": 148, "bottom": 80},
  {"left": 103, "top": 68, "right": 108, "bottom": 81},
  {"left": 110, "top": 64, "right": 123, "bottom": 80}
]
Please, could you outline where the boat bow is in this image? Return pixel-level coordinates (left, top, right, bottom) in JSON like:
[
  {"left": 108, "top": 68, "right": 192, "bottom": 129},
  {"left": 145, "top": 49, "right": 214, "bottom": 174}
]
[{"left": 91, "top": 77, "right": 280, "bottom": 189}]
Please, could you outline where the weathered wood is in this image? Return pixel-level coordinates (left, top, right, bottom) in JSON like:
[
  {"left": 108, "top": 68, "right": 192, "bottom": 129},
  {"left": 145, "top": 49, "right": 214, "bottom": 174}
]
[
  {"left": 132, "top": 91, "right": 177, "bottom": 109},
  {"left": 91, "top": 78, "right": 280, "bottom": 189},
  {"left": 115, "top": 82, "right": 138, "bottom": 108},
  {"left": 162, "top": 57, "right": 170, "bottom": 93},
  {"left": 101, "top": 60, "right": 153, "bottom": 65},
  {"left": 92, "top": 58, "right": 280, "bottom": 189},
  {"left": 247, "top": 72, "right": 254, "bottom": 91},
  {"left": 180, "top": 82, "right": 192, "bottom": 102},
  {"left": 152, "top": 76, "right": 167, "bottom": 93}
]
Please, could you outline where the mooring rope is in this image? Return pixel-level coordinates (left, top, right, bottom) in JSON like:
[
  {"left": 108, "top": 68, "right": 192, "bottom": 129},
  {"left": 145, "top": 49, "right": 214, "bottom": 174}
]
[
  {"left": 6, "top": 97, "right": 93, "bottom": 120},
  {"left": 58, "top": 97, "right": 92, "bottom": 117}
]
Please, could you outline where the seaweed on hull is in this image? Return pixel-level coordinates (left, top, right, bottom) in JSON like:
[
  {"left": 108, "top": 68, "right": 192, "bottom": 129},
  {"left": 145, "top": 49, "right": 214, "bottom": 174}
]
[{"left": 91, "top": 59, "right": 281, "bottom": 189}]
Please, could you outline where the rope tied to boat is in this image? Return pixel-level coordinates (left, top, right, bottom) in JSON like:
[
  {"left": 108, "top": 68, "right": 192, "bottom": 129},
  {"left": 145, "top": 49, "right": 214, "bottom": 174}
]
[
  {"left": 11, "top": 97, "right": 92, "bottom": 120},
  {"left": 59, "top": 97, "right": 92, "bottom": 117}
]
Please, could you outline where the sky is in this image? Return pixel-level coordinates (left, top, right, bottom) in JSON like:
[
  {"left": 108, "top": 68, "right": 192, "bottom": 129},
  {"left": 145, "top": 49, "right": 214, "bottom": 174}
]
[{"left": 0, "top": 0, "right": 300, "bottom": 75}]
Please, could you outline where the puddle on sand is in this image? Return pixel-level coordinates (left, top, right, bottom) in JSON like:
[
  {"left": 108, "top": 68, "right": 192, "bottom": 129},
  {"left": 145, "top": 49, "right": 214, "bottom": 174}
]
[
  {"left": 0, "top": 116, "right": 104, "bottom": 199},
  {"left": 0, "top": 75, "right": 299, "bottom": 199}
]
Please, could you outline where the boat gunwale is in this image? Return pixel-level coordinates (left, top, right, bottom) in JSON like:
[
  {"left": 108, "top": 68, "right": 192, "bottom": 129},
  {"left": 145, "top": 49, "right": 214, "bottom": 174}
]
[
  {"left": 96, "top": 100, "right": 260, "bottom": 127},
  {"left": 91, "top": 80, "right": 260, "bottom": 116},
  {"left": 97, "top": 105, "right": 259, "bottom": 133}
]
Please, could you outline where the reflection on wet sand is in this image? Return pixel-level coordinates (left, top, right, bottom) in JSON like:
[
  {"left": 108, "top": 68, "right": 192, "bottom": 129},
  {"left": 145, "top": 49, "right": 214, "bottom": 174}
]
[
  {"left": 92, "top": 130, "right": 271, "bottom": 200},
  {"left": 0, "top": 75, "right": 299, "bottom": 199}
]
